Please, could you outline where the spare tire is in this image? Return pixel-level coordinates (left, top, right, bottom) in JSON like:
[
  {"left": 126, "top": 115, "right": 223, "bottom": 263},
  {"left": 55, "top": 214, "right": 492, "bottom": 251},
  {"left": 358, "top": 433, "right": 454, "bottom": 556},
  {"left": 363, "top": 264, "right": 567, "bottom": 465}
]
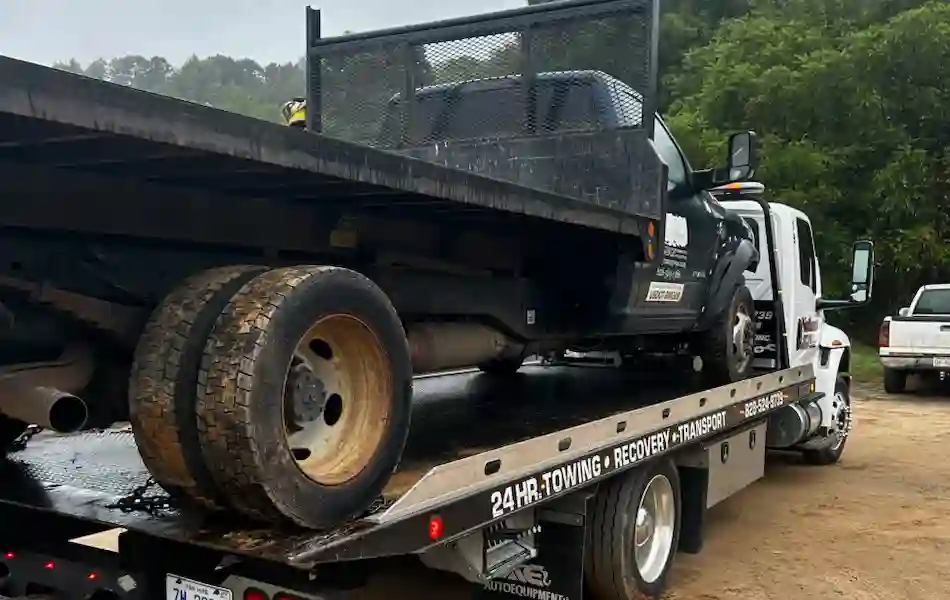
[
  {"left": 195, "top": 265, "right": 412, "bottom": 528},
  {"left": 128, "top": 265, "right": 268, "bottom": 508}
]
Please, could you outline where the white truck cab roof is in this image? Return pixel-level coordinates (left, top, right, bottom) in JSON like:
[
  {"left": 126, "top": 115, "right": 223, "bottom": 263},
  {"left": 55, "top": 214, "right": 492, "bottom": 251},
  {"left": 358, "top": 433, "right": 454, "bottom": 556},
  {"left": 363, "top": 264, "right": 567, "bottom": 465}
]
[{"left": 710, "top": 180, "right": 811, "bottom": 224}]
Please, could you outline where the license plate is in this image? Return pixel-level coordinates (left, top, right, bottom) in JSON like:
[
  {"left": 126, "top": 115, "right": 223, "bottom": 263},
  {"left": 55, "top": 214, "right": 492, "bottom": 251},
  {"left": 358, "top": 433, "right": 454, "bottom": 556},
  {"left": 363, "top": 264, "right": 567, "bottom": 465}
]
[
  {"left": 933, "top": 357, "right": 950, "bottom": 368},
  {"left": 166, "top": 574, "right": 232, "bottom": 600}
]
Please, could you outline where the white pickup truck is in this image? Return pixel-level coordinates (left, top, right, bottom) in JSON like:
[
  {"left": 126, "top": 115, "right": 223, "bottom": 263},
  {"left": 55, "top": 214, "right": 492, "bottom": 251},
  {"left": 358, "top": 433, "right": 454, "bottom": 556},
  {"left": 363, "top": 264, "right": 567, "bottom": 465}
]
[{"left": 879, "top": 283, "right": 950, "bottom": 393}]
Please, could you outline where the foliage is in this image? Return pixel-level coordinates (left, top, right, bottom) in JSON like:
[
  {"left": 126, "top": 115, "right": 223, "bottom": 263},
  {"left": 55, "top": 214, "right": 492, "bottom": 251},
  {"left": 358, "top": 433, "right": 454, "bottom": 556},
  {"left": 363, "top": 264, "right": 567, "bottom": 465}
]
[
  {"left": 664, "top": 0, "right": 950, "bottom": 340},
  {"left": 51, "top": 0, "right": 950, "bottom": 342},
  {"left": 54, "top": 54, "right": 306, "bottom": 123}
]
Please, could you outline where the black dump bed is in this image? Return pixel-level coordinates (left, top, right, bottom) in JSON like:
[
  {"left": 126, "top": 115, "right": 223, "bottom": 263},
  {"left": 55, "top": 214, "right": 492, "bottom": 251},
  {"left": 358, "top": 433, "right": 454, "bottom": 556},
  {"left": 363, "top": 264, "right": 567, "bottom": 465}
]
[
  {"left": 0, "top": 364, "right": 816, "bottom": 569},
  {"left": 0, "top": 0, "right": 662, "bottom": 237}
]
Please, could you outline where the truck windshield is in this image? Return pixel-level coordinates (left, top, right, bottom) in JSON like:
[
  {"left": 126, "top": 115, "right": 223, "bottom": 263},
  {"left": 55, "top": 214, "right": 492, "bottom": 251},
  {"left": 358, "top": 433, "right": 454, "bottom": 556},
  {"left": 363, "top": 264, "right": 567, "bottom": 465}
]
[
  {"left": 380, "top": 78, "right": 609, "bottom": 147},
  {"left": 914, "top": 289, "right": 950, "bottom": 315}
]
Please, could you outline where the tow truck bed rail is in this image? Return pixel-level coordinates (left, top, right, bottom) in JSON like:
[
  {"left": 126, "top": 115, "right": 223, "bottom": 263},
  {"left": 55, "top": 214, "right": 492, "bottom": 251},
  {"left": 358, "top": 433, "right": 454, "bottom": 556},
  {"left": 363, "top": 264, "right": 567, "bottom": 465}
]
[{"left": 0, "top": 364, "right": 816, "bottom": 569}]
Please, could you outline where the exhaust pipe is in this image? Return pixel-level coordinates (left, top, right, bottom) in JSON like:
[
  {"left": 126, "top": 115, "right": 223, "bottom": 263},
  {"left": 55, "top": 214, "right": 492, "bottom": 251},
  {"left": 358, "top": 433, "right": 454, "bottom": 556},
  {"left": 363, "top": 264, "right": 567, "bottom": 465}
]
[
  {"left": 407, "top": 323, "right": 525, "bottom": 373},
  {"left": 0, "top": 344, "right": 94, "bottom": 433},
  {"left": 0, "top": 386, "right": 88, "bottom": 433}
]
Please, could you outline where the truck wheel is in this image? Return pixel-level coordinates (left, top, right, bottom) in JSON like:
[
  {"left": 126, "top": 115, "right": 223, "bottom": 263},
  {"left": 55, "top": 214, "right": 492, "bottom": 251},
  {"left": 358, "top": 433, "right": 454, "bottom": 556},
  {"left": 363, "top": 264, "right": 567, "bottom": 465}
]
[
  {"left": 883, "top": 368, "right": 907, "bottom": 394},
  {"left": 802, "top": 378, "right": 852, "bottom": 466},
  {"left": 699, "top": 284, "right": 755, "bottom": 386},
  {"left": 128, "top": 265, "right": 267, "bottom": 508},
  {"left": 586, "top": 458, "right": 681, "bottom": 600},
  {"left": 195, "top": 266, "right": 413, "bottom": 527}
]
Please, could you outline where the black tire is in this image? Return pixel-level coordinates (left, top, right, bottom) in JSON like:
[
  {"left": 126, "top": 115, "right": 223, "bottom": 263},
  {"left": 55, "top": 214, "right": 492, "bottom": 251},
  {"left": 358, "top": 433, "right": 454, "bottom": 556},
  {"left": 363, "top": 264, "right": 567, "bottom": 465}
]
[
  {"left": 586, "top": 458, "right": 681, "bottom": 600},
  {"left": 802, "top": 377, "right": 851, "bottom": 466},
  {"left": 477, "top": 354, "right": 526, "bottom": 376},
  {"left": 883, "top": 368, "right": 907, "bottom": 394},
  {"left": 128, "top": 265, "right": 268, "bottom": 508},
  {"left": 195, "top": 266, "right": 413, "bottom": 528},
  {"left": 0, "top": 416, "right": 27, "bottom": 457},
  {"left": 699, "top": 284, "right": 755, "bottom": 387}
]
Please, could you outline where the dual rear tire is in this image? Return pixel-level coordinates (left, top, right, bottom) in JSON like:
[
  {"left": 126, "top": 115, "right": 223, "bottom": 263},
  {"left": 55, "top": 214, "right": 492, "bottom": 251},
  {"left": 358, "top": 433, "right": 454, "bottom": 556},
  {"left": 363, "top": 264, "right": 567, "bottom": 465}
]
[{"left": 129, "top": 265, "right": 412, "bottom": 528}]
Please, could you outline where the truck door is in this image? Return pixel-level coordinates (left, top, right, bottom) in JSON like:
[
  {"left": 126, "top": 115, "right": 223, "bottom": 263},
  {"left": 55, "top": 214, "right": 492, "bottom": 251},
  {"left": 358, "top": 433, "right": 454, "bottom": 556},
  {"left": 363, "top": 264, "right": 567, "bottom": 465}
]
[{"left": 791, "top": 216, "right": 821, "bottom": 367}]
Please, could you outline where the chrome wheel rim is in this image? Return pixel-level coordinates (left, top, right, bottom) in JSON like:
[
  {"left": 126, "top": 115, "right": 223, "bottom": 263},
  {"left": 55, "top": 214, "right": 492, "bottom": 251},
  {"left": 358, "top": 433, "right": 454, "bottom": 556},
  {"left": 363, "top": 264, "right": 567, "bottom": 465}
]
[
  {"left": 634, "top": 474, "right": 676, "bottom": 584},
  {"left": 828, "top": 390, "right": 852, "bottom": 451}
]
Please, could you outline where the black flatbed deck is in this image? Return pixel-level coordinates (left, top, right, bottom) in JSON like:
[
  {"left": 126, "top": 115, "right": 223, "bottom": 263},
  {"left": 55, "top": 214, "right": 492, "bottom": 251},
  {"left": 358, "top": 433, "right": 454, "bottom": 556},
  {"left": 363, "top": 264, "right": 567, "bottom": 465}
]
[
  {"left": 0, "top": 55, "right": 638, "bottom": 234},
  {"left": 0, "top": 363, "right": 816, "bottom": 570}
]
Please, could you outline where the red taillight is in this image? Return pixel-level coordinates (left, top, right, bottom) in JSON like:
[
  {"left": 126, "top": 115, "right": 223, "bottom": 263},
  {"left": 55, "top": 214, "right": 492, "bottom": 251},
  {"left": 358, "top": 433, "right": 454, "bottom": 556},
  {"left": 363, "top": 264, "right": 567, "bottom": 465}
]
[
  {"left": 3, "top": 552, "right": 13, "bottom": 559},
  {"left": 243, "top": 588, "right": 269, "bottom": 600},
  {"left": 879, "top": 320, "right": 890, "bottom": 347},
  {"left": 428, "top": 514, "right": 444, "bottom": 540}
]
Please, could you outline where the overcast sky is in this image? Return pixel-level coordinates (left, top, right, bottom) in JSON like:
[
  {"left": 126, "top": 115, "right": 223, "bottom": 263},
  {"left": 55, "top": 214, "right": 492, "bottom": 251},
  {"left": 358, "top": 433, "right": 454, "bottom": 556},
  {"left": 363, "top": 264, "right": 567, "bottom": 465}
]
[{"left": 2, "top": 0, "right": 527, "bottom": 67}]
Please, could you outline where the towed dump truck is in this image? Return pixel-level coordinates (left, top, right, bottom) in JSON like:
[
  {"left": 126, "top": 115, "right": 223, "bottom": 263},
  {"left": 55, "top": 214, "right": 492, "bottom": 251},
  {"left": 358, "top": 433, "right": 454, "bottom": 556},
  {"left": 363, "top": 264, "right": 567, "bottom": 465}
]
[{"left": 0, "top": 0, "right": 874, "bottom": 598}]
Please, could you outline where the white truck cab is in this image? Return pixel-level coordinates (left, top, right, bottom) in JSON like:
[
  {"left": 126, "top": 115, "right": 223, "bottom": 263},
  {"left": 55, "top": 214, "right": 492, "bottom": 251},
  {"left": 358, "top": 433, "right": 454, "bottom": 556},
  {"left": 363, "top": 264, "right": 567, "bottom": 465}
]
[{"left": 711, "top": 181, "right": 874, "bottom": 463}]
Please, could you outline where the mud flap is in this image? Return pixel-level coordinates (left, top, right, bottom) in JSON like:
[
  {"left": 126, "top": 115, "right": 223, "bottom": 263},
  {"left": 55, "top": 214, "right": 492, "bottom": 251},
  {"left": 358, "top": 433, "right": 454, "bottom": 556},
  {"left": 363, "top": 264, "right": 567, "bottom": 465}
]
[{"left": 476, "top": 496, "right": 588, "bottom": 600}]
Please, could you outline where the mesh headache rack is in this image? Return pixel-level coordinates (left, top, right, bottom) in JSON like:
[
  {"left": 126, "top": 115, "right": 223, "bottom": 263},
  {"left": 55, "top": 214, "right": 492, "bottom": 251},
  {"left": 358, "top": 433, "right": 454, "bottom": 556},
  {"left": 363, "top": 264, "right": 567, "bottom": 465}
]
[{"left": 303, "top": 0, "right": 666, "bottom": 219}]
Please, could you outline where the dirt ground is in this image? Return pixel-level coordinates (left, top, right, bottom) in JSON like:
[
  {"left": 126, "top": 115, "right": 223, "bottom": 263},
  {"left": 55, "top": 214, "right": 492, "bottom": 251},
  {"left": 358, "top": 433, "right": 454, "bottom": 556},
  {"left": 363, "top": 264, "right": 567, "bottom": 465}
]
[{"left": 351, "top": 380, "right": 950, "bottom": 599}]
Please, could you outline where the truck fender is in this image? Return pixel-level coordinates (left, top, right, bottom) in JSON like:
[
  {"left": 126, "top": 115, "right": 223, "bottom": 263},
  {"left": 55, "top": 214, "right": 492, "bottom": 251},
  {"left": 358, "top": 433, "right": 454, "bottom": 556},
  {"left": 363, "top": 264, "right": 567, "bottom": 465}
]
[
  {"left": 697, "top": 238, "right": 757, "bottom": 329},
  {"left": 814, "top": 325, "right": 852, "bottom": 429}
]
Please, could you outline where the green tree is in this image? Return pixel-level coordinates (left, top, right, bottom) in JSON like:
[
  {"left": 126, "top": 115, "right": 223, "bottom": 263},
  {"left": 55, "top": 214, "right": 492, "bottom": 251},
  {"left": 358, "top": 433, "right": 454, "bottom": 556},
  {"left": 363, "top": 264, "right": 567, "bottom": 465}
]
[{"left": 664, "top": 0, "right": 950, "bottom": 339}]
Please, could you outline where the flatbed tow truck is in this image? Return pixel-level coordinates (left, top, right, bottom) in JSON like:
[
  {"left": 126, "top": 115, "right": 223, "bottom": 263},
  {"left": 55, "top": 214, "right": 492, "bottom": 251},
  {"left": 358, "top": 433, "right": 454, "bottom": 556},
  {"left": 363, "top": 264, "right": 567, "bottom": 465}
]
[
  {"left": 0, "top": 186, "right": 876, "bottom": 600},
  {"left": 0, "top": 1, "right": 875, "bottom": 599}
]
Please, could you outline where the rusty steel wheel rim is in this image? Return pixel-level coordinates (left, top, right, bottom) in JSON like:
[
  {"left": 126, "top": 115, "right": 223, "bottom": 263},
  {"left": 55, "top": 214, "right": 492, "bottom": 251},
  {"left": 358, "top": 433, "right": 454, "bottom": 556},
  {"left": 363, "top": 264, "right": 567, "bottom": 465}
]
[{"left": 283, "top": 314, "right": 392, "bottom": 486}]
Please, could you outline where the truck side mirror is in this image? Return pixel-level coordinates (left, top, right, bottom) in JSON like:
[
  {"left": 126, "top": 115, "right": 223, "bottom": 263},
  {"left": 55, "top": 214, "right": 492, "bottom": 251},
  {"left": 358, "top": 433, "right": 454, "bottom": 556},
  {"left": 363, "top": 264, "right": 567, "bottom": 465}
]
[
  {"left": 691, "top": 130, "right": 760, "bottom": 191},
  {"left": 898, "top": 307, "right": 910, "bottom": 317},
  {"left": 727, "top": 131, "right": 758, "bottom": 182},
  {"left": 849, "top": 240, "right": 874, "bottom": 304}
]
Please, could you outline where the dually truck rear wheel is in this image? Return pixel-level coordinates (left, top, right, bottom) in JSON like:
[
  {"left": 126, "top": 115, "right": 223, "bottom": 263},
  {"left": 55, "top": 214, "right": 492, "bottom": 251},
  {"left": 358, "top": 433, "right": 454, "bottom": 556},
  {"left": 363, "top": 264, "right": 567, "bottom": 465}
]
[
  {"left": 195, "top": 265, "right": 413, "bottom": 528},
  {"left": 585, "top": 458, "right": 681, "bottom": 600},
  {"left": 128, "top": 265, "right": 268, "bottom": 508}
]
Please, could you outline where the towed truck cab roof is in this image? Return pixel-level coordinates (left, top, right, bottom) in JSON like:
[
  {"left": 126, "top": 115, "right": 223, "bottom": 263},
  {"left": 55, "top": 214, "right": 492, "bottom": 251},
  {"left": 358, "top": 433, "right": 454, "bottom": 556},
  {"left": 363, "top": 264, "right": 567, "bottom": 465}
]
[{"left": 377, "top": 69, "right": 646, "bottom": 147}]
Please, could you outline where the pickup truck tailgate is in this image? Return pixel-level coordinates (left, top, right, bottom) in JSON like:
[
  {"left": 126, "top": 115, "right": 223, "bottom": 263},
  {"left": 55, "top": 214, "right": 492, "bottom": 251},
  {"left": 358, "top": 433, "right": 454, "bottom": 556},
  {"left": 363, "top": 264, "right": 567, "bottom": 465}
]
[{"left": 889, "top": 319, "right": 950, "bottom": 354}]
